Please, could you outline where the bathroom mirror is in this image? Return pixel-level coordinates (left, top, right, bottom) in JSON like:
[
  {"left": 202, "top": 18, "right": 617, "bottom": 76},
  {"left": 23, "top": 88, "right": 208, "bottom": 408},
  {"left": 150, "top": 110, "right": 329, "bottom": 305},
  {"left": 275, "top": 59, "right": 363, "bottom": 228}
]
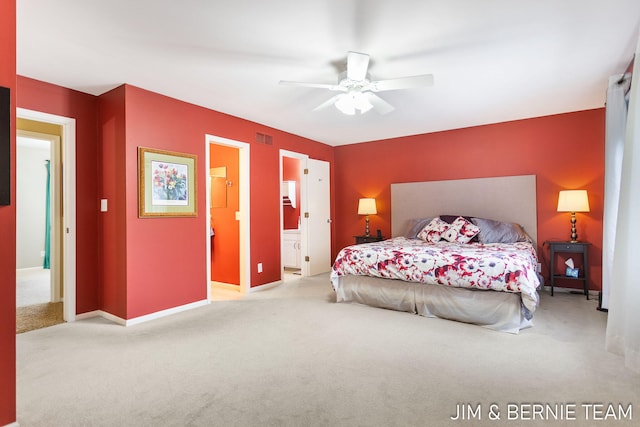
[{"left": 210, "top": 166, "right": 227, "bottom": 208}]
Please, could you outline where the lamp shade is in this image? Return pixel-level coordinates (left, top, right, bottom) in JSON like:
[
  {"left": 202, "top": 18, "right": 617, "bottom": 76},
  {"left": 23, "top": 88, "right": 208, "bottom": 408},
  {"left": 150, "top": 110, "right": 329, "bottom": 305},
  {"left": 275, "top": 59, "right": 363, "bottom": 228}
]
[
  {"left": 358, "top": 198, "right": 377, "bottom": 215},
  {"left": 557, "top": 190, "right": 590, "bottom": 212}
]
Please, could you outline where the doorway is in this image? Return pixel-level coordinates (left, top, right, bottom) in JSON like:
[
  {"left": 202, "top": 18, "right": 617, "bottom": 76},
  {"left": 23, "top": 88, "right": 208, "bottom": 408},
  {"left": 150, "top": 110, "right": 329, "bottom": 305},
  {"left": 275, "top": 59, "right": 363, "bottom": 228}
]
[
  {"left": 15, "top": 130, "right": 63, "bottom": 333},
  {"left": 16, "top": 130, "right": 60, "bottom": 300},
  {"left": 281, "top": 155, "right": 302, "bottom": 280},
  {"left": 205, "top": 135, "right": 250, "bottom": 300},
  {"left": 17, "top": 108, "right": 76, "bottom": 323},
  {"left": 279, "top": 150, "right": 332, "bottom": 279}
]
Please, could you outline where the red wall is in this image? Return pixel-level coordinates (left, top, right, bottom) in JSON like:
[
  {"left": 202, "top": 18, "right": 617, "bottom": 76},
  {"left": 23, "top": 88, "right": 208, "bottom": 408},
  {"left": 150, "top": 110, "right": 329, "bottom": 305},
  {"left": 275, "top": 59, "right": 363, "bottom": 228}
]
[
  {"left": 0, "top": 1, "right": 16, "bottom": 423},
  {"left": 334, "top": 109, "right": 605, "bottom": 291},
  {"left": 98, "top": 84, "right": 334, "bottom": 320},
  {"left": 98, "top": 86, "right": 127, "bottom": 318},
  {"left": 210, "top": 144, "right": 240, "bottom": 284}
]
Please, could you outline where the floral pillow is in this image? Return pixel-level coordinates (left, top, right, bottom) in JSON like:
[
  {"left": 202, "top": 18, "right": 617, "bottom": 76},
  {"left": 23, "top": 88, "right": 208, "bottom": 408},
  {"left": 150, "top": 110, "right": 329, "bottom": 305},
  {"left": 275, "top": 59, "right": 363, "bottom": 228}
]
[
  {"left": 417, "top": 217, "right": 450, "bottom": 243},
  {"left": 441, "top": 216, "right": 480, "bottom": 244}
]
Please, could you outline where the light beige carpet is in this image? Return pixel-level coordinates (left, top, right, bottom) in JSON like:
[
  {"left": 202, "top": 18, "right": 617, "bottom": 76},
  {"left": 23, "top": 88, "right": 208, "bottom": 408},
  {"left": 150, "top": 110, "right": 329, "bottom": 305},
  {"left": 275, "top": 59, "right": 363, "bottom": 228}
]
[
  {"left": 16, "top": 274, "right": 640, "bottom": 426},
  {"left": 16, "top": 301, "right": 64, "bottom": 334}
]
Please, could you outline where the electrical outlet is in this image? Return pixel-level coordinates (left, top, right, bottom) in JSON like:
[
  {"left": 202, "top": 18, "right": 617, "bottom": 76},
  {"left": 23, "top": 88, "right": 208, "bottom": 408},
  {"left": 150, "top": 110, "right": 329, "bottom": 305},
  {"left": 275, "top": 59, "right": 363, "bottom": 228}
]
[
  {"left": 257, "top": 263, "right": 263, "bottom": 273},
  {"left": 40, "top": 250, "right": 45, "bottom": 257},
  {"left": 537, "top": 263, "right": 542, "bottom": 273}
]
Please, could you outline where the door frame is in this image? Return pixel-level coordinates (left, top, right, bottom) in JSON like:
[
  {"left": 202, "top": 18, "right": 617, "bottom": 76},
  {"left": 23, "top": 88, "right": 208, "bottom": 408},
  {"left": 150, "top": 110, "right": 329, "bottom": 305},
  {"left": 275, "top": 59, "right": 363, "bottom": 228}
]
[
  {"left": 17, "top": 108, "right": 76, "bottom": 322},
  {"left": 205, "top": 134, "right": 251, "bottom": 297},
  {"left": 279, "top": 149, "right": 309, "bottom": 277}
]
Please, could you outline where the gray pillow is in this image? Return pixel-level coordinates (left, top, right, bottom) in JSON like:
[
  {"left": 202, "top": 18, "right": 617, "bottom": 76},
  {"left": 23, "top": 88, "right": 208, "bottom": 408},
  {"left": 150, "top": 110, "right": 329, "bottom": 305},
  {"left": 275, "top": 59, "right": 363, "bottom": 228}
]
[
  {"left": 471, "top": 217, "right": 531, "bottom": 244},
  {"left": 404, "top": 217, "right": 434, "bottom": 239}
]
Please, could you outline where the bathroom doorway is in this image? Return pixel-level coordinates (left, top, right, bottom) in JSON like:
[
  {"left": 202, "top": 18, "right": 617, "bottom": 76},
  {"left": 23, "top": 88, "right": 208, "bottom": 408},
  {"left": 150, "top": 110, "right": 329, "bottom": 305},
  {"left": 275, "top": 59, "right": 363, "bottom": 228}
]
[{"left": 205, "top": 135, "right": 250, "bottom": 300}]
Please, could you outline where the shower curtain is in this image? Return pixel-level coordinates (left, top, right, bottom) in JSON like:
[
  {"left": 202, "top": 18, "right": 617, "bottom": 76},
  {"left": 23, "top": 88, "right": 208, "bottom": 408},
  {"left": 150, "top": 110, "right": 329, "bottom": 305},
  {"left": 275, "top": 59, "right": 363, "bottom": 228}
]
[{"left": 43, "top": 160, "right": 50, "bottom": 269}]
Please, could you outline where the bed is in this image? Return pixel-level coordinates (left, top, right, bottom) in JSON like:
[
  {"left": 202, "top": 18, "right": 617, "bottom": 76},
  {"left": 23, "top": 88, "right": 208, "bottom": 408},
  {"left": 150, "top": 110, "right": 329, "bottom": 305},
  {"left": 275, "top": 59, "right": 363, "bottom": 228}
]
[{"left": 330, "top": 175, "right": 540, "bottom": 333}]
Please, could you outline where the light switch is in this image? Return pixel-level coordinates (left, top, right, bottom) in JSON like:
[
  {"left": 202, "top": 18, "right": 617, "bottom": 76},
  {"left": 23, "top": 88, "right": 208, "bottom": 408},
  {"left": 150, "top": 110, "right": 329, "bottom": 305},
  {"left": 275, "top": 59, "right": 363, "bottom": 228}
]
[{"left": 100, "top": 199, "right": 108, "bottom": 212}]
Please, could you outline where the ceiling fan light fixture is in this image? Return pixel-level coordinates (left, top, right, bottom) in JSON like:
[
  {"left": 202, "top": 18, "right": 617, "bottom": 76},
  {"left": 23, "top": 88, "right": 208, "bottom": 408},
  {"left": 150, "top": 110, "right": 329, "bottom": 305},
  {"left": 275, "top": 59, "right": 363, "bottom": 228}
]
[
  {"left": 281, "top": 51, "right": 433, "bottom": 115},
  {"left": 335, "top": 91, "right": 373, "bottom": 115},
  {"left": 355, "top": 92, "right": 373, "bottom": 114},
  {"left": 335, "top": 93, "right": 356, "bottom": 115}
]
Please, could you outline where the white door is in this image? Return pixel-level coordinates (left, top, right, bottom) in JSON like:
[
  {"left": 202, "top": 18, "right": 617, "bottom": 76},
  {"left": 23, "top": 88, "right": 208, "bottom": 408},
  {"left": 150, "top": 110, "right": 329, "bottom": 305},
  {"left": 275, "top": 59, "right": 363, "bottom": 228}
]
[{"left": 304, "top": 159, "right": 331, "bottom": 276}]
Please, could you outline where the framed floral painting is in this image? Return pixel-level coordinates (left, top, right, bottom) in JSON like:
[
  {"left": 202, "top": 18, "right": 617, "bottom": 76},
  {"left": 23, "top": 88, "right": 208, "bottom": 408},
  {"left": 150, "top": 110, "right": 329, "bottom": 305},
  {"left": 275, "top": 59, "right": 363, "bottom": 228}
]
[{"left": 138, "top": 147, "right": 197, "bottom": 217}]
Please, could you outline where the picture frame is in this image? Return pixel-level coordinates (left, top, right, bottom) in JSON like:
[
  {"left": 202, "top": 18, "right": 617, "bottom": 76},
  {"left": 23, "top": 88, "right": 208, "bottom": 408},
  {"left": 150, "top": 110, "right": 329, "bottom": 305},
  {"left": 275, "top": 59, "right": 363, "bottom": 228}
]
[{"left": 138, "top": 147, "right": 197, "bottom": 217}]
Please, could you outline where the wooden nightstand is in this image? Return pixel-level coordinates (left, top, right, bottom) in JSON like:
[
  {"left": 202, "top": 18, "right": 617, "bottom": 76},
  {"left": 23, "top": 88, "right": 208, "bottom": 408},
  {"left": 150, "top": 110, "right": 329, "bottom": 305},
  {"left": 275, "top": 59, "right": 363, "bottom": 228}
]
[
  {"left": 545, "top": 241, "right": 591, "bottom": 299},
  {"left": 354, "top": 235, "right": 384, "bottom": 244}
]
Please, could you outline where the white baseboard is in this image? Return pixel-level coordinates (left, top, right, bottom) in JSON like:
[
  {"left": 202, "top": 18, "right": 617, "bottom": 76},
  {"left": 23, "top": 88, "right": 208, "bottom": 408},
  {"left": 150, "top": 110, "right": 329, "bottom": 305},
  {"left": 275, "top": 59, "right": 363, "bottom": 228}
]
[
  {"left": 73, "top": 300, "right": 209, "bottom": 326},
  {"left": 248, "top": 280, "right": 283, "bottom": 293},
  {"left": 98, "top": 310, "right": 127, "bottom": 326},
  {"left": 4, "top": 421, "right": 20, "bottom": 427},
  {"left": 75, "top": 310, "right": 101, "bottom": 321},
  {"left": 124, "top": 299, "right": 209, "bottom": 326}
]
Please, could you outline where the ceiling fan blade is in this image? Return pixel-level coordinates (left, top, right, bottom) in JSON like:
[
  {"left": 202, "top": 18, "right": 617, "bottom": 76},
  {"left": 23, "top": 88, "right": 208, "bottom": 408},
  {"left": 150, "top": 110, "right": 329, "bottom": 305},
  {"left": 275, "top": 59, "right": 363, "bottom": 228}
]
[
  {"left": 369, "top": 74, "right": 434, "bottom": 92},
  {"left": 313, "top": 95, "right": 341, "bottom": 111},
  {"left": 279, "top": 80, "right": 344, "bottom": 91},
  {"left": 347, "top": 51, "right": 370, "bottom": 81},
  {"left": 365, "top": 92, "right": 395, "bottom": 115}
]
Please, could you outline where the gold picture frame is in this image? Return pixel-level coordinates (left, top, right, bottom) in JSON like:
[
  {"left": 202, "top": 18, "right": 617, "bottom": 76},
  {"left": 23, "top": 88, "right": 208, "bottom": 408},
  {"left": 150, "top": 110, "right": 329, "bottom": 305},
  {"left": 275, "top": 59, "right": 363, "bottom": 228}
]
[{"left": 138, "top": 147, "right": 197, "bottom": 217}]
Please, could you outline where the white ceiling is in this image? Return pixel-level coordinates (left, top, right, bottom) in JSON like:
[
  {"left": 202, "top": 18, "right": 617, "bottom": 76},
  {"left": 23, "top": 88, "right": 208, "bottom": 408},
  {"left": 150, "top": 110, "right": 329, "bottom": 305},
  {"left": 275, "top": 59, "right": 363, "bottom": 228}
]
[{"left": 17, "top": 0, "right": 640, "bottom": 146}]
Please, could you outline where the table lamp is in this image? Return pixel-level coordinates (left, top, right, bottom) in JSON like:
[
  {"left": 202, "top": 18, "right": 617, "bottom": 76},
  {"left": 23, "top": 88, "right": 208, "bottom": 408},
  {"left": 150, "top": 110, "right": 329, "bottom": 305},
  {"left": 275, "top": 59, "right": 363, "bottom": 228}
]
[
  {"left": 358, "top": 198, "right": 377, "bottom": 237},
  {"left": 557, "top": 190, "right": 590, "bottom": 242}
]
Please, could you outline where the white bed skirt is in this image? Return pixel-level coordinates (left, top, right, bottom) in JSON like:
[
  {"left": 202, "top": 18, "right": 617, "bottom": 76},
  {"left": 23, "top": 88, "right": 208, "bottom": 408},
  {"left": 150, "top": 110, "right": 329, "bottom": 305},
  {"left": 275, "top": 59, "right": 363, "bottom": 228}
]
[{"left": 333, "top": 275, "right": 532, "bottom": 334}]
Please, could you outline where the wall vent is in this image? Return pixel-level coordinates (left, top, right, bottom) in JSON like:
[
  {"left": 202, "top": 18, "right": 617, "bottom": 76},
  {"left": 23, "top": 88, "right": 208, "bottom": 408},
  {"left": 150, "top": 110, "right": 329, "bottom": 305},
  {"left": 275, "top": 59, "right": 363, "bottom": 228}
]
[{"left": 256, "top": 132, "right": 273, "bottom": 145}]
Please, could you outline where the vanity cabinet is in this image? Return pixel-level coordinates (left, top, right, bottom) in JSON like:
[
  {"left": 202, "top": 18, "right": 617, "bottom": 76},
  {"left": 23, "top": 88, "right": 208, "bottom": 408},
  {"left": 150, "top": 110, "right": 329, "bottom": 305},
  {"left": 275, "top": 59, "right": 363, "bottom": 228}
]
[{"left": 282, "top": 230, "right": 301, "bottom": 268}]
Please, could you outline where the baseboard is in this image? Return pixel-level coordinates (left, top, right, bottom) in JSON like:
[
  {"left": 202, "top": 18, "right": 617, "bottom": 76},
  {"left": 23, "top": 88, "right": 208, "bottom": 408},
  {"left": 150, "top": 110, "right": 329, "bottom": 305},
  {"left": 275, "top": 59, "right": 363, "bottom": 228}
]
[
  {"left": 124, "top": 299, "right": 209, "bottom": 326},
  {"left": 75, "top": 310, "right": 101, "bottom": 321},
  {"left": 98, "top": 310, "right": 127, "bottom": 326},
  {"left": 73, "top": 300, "right": 209, "bottom": 326},
  {"left": 3, "top": 421, "right": 20, "bottom": 427},
  {"left": 248, "top": 280, "right": 283, "bottom": 293}
]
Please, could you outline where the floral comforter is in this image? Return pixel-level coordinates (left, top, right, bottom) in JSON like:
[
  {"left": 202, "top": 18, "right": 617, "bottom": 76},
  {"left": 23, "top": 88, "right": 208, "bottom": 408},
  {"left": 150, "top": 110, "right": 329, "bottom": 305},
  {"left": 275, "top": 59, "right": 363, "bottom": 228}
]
[{"left": 330, "top": 237, "right": 540, "bottom": 312}]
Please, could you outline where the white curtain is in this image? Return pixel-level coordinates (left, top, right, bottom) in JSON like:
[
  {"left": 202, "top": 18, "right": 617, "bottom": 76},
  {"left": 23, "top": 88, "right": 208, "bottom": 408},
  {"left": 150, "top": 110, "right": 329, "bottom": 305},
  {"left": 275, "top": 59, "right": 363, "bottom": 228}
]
[
  {"left": 605, "top": 36, "right": 640, "bottom": 373},
  {"left": 601, "top": 75, "right": 628, "bottom": 310}
]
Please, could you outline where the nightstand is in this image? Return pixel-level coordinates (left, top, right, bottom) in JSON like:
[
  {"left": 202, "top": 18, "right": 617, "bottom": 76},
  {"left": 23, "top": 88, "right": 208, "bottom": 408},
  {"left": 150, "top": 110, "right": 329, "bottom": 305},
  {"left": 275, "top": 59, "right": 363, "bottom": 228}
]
[
  {"left": 354, "top": 235, "right": 384, "bottom": 244},
  {"left": 545, "top": 241, "right": 591, "bottom": 299}
]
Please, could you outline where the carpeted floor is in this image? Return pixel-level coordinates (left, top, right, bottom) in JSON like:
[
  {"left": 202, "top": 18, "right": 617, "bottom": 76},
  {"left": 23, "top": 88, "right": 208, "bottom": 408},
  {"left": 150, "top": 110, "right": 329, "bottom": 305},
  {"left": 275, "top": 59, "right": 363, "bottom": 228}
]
[
  {"left": 16, "top": 302, "right": 64, "bottom": 334},
  {"left": 16, "top": 274, "right": 640, "bottom": 426},
  {"left": 16, "top": 267, "right": 51, "bottom": 307}
]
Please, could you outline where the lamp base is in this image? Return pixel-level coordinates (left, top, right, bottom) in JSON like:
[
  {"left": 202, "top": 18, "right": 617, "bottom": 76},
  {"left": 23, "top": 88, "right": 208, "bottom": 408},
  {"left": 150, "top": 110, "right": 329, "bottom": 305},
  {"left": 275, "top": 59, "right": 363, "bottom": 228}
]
[
  {"left": 365, "top": 216, "right": 370, "bottom": 237},
  {"left": 569, "top": 212, "right": 578, "bottom": 242}
]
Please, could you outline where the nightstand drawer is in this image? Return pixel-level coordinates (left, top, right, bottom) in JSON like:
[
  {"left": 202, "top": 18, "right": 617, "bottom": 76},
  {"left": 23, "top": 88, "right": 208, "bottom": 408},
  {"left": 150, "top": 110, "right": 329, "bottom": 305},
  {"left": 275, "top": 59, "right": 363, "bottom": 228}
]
[
  {"left": 354, "top": 235, "right": 384, "bottom": 244},
  {"left": 554, "top": 244, "right": 586, "bottom": 252}
]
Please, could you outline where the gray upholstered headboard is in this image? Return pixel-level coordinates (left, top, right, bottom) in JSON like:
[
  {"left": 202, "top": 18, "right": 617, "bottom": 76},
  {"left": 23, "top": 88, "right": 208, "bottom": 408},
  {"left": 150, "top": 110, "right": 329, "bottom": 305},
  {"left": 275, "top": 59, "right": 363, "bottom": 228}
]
[{"left": 391, "top": 175, "right": 537, "bottom": 245}]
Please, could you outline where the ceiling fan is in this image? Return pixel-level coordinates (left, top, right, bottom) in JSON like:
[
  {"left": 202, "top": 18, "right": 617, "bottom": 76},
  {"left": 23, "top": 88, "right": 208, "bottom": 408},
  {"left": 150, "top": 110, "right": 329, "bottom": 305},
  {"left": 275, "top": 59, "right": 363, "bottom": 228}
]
[{"left": 279, "top": 51, "right": 434, "bottom": 115}]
